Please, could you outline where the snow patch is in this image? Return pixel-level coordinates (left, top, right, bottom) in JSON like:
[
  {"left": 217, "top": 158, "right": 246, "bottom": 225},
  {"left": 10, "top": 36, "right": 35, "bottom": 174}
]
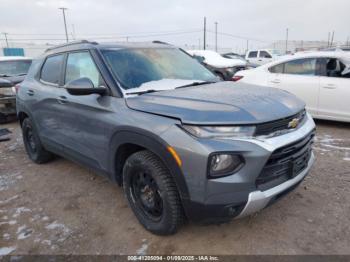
[
  {"left": 0, "top": 195, "right": 19, "bottom": 205},
  {"left": 0, "top": 246, "right": 16, "bottom": 255},
  {"left": 136, "top": 244, "right": 149, "bottom": 255}
]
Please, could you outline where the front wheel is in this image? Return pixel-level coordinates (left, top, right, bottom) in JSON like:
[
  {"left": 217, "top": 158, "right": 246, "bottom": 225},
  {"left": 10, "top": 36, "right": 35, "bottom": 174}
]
[{"left": 123, "top": 150, "right": 184, "bottom": 235}]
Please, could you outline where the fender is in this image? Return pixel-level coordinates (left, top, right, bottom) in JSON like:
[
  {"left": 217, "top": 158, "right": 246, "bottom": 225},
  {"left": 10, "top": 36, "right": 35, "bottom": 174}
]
[{"left": 108, "top": 127, "right": 190, "bottom": 200}]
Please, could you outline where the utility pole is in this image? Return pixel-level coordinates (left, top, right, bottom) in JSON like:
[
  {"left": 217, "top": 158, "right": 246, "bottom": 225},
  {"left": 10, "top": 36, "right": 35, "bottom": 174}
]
[
  {"left": 246, "top": 39, "right": 249, "bottom": 53},
  {"left": 285, "top": 28, "right": 289, "bottom": 54},
  {"left": 2, "top": 32, "right": 9, "bottom": 47},
  {"left": 203, "top": 17, "right": 206, "bottom": 50},
  {"left": 327, "top": 32, "right": 330, "bottom": 47},
  {"left": 59, "top": 7, "right": 69, "bottom": 43},
  {"left": 215, "top": 22, "right": 218, "bottom": 52},
  {"left": 330, "top": 31, "right": 335, "bottom": 47},
  {"left": 347, "top": 36, "right": 349, "bottom": 47}
]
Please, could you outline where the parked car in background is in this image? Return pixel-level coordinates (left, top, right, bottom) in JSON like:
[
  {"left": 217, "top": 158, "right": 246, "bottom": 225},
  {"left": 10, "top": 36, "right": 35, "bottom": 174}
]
[
  {"left": 0, "top": 56, "right": 32, "bottom": 123},
  {"left": 17, "top": 40, "right": 315, "bottom": 235},
  {"left": 234, "top": 51, "right": 350, "bottom": 122},
  {"left": 187, "top": 50, "right": 247, "bottom": 80},
  {"left": 245, "top": 49, "right": 282, "bottom": 66},
  {"left": 221, "top": 52, "right": 245, "bottom": 60}
]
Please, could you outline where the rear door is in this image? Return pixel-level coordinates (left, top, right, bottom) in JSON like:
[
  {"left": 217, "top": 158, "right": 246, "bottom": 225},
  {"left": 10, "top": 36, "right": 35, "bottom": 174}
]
[
  {"left": 318, "top": 57, "right": 350, "bottom": 121},
  {"left": 246, "top": 51, "right": 259, "bottom": 65},
  {"left": 267, "top": 58, "right": 320, "bottom": 116},
  {"left": 32, "top": 53, "right": 67, "bottom": 152}
]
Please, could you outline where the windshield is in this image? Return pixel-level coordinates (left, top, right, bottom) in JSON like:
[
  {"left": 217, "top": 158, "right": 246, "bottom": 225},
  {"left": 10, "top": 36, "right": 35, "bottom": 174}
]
[
  {"left": 0, "top": 60, "right": 32, "bottom": 76},
  {"left": 101, "top": 48, "right": 216, "bottom": 90},
  {"left": 269, "top": 50, "right": 283, "bottom": 56}
]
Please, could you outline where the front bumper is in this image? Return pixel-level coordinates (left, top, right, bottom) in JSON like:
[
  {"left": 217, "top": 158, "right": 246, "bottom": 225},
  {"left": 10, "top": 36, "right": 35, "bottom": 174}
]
[
  {"left": 163, "top": 113, "right": 316, "bottom": 222},
  {"left": 236, "top": 152, "right": 314, "bottom": 218},
  {"left": 0, "top": 96, "right": 16, "bottom": 116}
]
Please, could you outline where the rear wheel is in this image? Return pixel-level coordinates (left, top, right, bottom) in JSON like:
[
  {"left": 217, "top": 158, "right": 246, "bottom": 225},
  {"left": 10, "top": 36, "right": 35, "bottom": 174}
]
[
  {"left": 22, "top": 118, "right": 53, "bottom": 164},
  {"left": 123, "top": 150, "right": 184, "bottom": 235}
]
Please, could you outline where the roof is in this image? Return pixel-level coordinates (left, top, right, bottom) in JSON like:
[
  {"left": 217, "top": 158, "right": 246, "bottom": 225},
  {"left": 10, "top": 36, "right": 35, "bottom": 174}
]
[
  {"left": 0, "top": 56, "right": 32, "bottom": 61},
  {"left": 43, "top": 40, "right": 175, "bottom": 56},
  {"left": 260, "top": 51, "right": 350, "bottom": 68}
]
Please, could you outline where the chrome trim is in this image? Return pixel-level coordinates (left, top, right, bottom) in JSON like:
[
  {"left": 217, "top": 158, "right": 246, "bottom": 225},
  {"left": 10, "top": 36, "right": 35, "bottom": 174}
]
[
  {"left": 235, "top": 113, "right": 316, "bottom": 152},
  {"left": 236, "top": 152, "right": 315, "bottom": 219}
]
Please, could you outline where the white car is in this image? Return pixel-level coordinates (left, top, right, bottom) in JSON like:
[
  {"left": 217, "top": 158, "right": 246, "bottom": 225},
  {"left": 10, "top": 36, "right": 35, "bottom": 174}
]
[
  {"left": 234, "top": 51, "right": 350, "bottom": 122},
  {"left": 245, "top": 49, "right": 282, "bottom": 66},
  {"left": 186, "top": 50, "right": 247, "bottom": 80}
]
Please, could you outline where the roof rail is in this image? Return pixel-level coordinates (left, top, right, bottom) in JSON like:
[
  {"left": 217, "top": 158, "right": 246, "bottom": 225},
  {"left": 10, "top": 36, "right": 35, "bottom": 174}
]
[
  {"left": 152, "top": 40, "right": 171, "bottom": 45},
  {"left": 45, "top": 40, "right": 98, "bottom": 52}
]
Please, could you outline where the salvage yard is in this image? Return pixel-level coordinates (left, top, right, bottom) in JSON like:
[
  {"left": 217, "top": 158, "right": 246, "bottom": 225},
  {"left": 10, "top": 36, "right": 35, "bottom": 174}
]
[{"left": 1, "top": 120, "right": 350, "bottom": 255}]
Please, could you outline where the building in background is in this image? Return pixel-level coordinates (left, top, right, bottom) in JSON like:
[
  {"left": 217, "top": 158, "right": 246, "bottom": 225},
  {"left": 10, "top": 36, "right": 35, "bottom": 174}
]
[{"left": 1, "top": 42, "right": 54, "bottom": 57}]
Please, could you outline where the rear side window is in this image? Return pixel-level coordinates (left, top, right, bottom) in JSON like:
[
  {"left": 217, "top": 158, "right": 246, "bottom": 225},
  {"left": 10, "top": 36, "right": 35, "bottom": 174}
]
[
  {"left": 284, "top": 58, "right": 317, "bottom": 75},
  {"left": 269, "top": 63, "right": 284, "bottom": 73},
  {"left": 40, "top": 54, "right": 64, "bottom": 85},
  {"left": 248, "top": 51, "right": 258, "bottom": 58},
  {"left": 259, "top": 51, "right": 272, "bottom": 58},
  {"left": 65, "top": 52, "right": 104, "bottom": 87}
]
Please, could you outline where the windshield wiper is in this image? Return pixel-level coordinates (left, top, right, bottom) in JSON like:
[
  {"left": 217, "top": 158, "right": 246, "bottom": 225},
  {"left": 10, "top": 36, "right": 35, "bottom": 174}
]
[
  {"left": 126, "top": 89, "right": 162, "bottom": 96},
  {"left": 0, "top": 74, "right": 12, "bottom": 77},
  {"left": 175, "top": 81, "right": 216, "bottom": 89},
  {"left": 15, "top": 73, "right": 27, "bottom": 76}
]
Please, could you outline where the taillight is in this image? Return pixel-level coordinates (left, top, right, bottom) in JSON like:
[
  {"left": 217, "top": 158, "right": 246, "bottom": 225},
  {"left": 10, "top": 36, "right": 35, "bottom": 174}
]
[
  {"left": 231, "top": 75, "right": 244, "bottom": 82},
  {"left": 13, "top": 84, "right": 21, "bottom": 94}
]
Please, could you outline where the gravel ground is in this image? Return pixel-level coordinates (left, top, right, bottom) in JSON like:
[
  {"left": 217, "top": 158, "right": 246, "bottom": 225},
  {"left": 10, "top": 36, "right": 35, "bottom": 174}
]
[{"left": 0, "top": 120, "right": 349, "bottom": 255}]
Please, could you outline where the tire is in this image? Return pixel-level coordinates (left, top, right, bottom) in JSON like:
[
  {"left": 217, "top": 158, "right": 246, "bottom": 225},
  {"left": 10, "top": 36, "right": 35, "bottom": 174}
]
[
  {"left": 123, "top": 150, "right": 184, "bottom": 235},
  {"left": 22, "top": 117, "right": 53, "bottom": 164}
]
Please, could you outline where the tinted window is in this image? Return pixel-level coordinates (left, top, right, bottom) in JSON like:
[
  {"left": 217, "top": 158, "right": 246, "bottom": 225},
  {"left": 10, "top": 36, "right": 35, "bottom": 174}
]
[
  {"left": 0, "top": 60, "right": 32, "bottom": 76},
  {"left": 248, "top": 51, "right": 258, "bottom": 58},
  {"left": 269, "top": 63, "right": 284, "bottom": 73},
  {"left": 259, "top": 51, "right": 272, "bottom": 58},
  {"left": 65, "top": 52, "right": 104, "bottom": 87},
  {"left": 284, "top": 58, "right": 317, "bottom": 75},
  {"left": 41, "top": 55, "right": 64, "bottom": 84}
]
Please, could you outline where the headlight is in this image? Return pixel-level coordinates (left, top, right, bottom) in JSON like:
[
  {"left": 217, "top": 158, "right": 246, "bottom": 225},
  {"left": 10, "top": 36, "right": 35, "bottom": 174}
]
[
  {"left": 208, "top": 153, "right": 244, "bottom": 178},
  {"left": 181, "top": 125, "right": 256, "bottom": 138}
]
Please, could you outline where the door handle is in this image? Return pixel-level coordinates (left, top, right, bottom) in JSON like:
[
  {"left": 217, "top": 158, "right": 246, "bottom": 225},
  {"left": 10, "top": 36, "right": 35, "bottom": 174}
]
[
  {"left": 27, "top": 90, "right": 34, "bottom": 96},
  {"left": 57, "top": 96, "right": 68, "bottom": 104},
  {"left": 271, "top": 79, "right": 281, "bottom": 84},
  {"left": 323, "top": 84, "right": 337, "bottom": 89}
]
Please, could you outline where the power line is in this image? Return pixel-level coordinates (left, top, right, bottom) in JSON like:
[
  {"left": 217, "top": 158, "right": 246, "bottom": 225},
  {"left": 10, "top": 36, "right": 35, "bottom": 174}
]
[{"left": 206, "top": 30, "right": 269, "bottom": 43}]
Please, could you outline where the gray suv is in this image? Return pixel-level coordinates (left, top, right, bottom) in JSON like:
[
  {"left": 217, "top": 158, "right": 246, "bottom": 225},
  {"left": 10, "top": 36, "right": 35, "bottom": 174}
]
[{"left": 17, "top": 40, "right": 315, "bottom": 235}]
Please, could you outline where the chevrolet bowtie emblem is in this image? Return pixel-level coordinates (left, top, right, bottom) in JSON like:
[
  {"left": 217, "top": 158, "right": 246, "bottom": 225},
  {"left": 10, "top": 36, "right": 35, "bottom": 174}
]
[{"left": 288, "top": 118, "right": 299, "bottom": 129}]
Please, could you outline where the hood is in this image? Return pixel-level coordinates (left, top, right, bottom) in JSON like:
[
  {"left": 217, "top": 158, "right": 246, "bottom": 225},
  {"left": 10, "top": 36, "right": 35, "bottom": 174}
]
[{"left": 126, "top": 82, "right": 305, "bottom": 125}]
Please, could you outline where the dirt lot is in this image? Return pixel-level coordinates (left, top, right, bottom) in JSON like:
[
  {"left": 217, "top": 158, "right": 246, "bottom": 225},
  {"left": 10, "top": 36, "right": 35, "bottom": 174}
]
[{"left": 1, "top": 120, "right": 350, "bottom": 255}]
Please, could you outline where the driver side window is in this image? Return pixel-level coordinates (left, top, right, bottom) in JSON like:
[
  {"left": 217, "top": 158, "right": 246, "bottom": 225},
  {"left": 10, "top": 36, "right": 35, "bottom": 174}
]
[{"left": 65, "top": 51, "right": 105, "bottom": 87}]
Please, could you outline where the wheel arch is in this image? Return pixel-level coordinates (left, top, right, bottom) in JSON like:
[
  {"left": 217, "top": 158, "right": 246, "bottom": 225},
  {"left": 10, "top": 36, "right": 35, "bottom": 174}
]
[{"left": 108, "top": 127, "right": 190, "bottom": 200}]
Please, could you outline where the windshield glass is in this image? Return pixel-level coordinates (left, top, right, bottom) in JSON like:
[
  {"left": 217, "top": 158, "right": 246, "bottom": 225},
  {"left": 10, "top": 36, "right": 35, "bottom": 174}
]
[
  {"left": 269, "top": 50, "right": 283, "bottom": 56},
  {"left": 0, "top": 60, "right": 32, "bottom": 76},
  {"left": 101, "top": 48, "right": 216, "bottom": 90}
]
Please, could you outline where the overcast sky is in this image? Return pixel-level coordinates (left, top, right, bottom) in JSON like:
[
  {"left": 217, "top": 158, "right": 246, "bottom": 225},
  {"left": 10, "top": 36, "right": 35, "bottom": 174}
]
[{"left": 1, "top": 0, "right": 349, "bottom": 51}]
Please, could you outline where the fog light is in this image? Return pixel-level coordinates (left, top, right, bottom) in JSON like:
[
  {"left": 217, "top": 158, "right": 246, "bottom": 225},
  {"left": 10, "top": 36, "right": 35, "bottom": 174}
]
[{"left": 209, "top": 154, "right": 244, "bottom": 178}]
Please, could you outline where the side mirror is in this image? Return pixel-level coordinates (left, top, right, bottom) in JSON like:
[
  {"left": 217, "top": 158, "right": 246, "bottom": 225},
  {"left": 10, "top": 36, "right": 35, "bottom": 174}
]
[
  {"left": 0, "top": 78, "right": 13, "bottom": 88},
  {"left": 64, "top": 77, "right": 106, "bottom": 96}
]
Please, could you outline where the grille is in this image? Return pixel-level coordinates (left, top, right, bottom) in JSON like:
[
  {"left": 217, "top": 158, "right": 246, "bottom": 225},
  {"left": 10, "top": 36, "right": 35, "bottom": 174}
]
[
  {"left": 256, "top": 130, "right": 315, "bottom": 191},
  {"left": 255, "top": 110, "right": 306, "bottom": 136}
]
